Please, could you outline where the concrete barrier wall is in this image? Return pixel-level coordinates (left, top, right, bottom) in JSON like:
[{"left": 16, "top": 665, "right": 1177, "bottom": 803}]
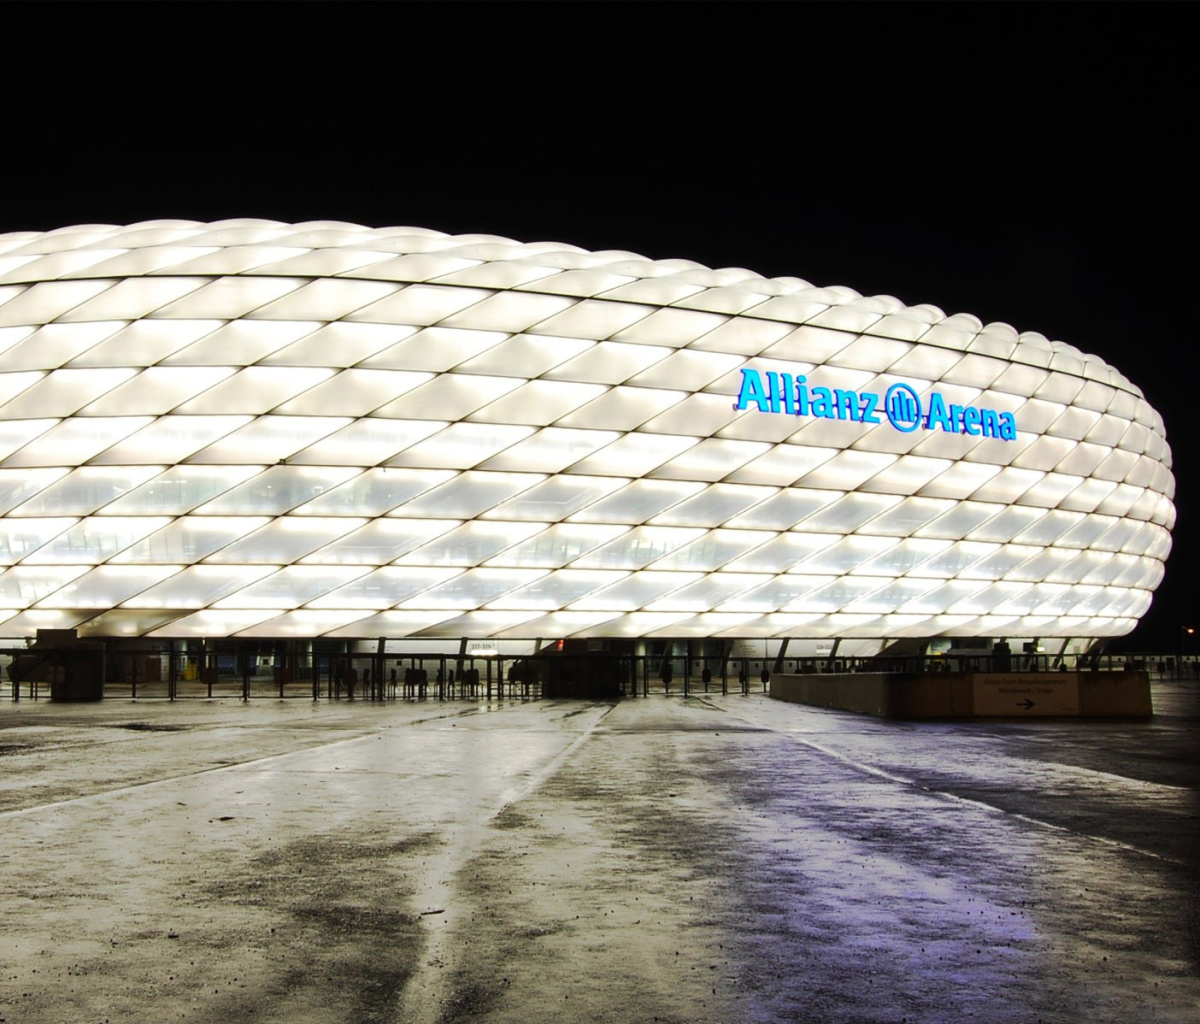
[
  {"left": 1079, "top": 672, "right": 1153, "bottom": 716},
  {"left": 770, "top": 671, "right": 1152, "bottom": 718}
]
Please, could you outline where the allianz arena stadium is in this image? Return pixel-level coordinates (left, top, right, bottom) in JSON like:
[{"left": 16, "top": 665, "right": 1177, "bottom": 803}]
[{"left": 0, "top": 221, "right": 1175, "bottom": 661}]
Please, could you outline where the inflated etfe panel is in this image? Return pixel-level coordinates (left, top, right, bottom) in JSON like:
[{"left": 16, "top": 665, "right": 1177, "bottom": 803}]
[{"left": 0, "top": 221, "right": 1174, "bottom": 639}]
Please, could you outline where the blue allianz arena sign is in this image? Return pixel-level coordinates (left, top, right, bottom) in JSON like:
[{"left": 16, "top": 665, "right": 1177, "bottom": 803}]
[{"left": 733, "top": 369, "right": 1018, "bottom": 441}]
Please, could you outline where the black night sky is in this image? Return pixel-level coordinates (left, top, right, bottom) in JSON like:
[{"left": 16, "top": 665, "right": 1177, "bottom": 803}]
[{"left": 3, "top": 2, "right": 1193, "bottom": 649}]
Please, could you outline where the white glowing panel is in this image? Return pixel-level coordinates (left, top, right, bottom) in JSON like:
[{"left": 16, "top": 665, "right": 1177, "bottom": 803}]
[{"left": 0, "top": 220, "right": 1173, "bottom": 638}]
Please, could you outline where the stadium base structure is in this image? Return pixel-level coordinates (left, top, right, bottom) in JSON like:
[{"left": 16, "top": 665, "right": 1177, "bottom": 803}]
[{"left": 0, "top": 222, "right": 1175, "bottom": 663}]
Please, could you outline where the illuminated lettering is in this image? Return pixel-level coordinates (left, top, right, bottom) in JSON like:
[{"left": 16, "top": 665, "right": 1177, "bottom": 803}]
[
  {"left": 762, "top": 372, "right": 782, "bottom": 413},
  {"left": 733, "top": 368, "right": 770, "bottom": 412},
  {"left": 794, "top": 376, "right": 809, "bottom": 416},
  {"left": 833, "top": 389, "right": 860, "bottom": 421},
  {"left": 924, "top": 393, "right": 952, "bottom": 432},
  {"left": 769, "top": 372, "right": 797, "bottom": 415},
  {"left": 810, "top": 386, "right": 834, "bottom": 418},
  {"left": 735, "top": 364, "right": 1017, "bottom": 440}
]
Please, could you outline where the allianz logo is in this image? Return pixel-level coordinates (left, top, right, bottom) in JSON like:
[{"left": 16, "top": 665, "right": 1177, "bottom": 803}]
[{"left": 733, "top": 368, "right": 1018, "bottom": 441}]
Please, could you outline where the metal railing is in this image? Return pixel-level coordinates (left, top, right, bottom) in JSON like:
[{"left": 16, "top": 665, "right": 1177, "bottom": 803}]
[{"left": 3, "top": 647, "right": 1193, "bottom": 702}]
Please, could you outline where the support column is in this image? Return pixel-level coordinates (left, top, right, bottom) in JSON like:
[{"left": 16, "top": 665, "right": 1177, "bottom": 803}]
[
  {"left": 204, "top": 638, "right": 213, "bottom": 698},
  {"left": 717, "top": 638, "right": 733, "bottom": 690},
  {"left": 376, "top": 637, "right": 386, "bottom": 701},
  {"left": 1053, "top": 637, "right": 1072, "bottom": 670},
  {"left": 456, "top": 637, "right": 468, "bottom": 678},
  {"left": 825, "top": 638, "right": 841, "bottom": 673},
  {"left": 772, "top": 638, "right": 790, "bottom": 674},
  {"left": 1086, "top": 637, "right": 1109, "bottom": 671}
]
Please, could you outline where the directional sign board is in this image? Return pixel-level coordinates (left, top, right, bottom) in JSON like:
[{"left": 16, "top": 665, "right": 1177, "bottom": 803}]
[{"left": 973, "top": 673, "right": 1081, "bottom": 716}]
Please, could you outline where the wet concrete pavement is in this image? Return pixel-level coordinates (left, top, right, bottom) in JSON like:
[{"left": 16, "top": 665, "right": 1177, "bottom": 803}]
[{"left": 1, "top": 686, "right": 1197, "bottom": 1023}]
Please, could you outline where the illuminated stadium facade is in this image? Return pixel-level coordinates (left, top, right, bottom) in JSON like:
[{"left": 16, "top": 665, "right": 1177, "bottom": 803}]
[{"left": 0, "top": 221, "right": 1175, "bottom": 659}]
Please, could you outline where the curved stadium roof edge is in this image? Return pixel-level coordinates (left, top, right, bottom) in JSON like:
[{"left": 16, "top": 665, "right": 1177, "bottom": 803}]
[{"left": 0, "top": 219, "right": 1147, "bottom": 399}]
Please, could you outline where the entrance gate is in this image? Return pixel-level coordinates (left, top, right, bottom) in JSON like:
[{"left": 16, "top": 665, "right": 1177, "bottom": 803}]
[{"left": 3, "top": 643, "right": 773, "bottom": 702}]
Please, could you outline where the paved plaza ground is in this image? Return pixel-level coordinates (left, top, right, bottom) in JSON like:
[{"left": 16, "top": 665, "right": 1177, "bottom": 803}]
[{"left": 1, "top": 685, "right": 1197, "bottom": 1023}]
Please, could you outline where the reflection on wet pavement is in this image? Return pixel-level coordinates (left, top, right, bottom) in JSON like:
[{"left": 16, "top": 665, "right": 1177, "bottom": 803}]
[{"left": 1, "top": 688, "right": 1197, "bottom": 1023}]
